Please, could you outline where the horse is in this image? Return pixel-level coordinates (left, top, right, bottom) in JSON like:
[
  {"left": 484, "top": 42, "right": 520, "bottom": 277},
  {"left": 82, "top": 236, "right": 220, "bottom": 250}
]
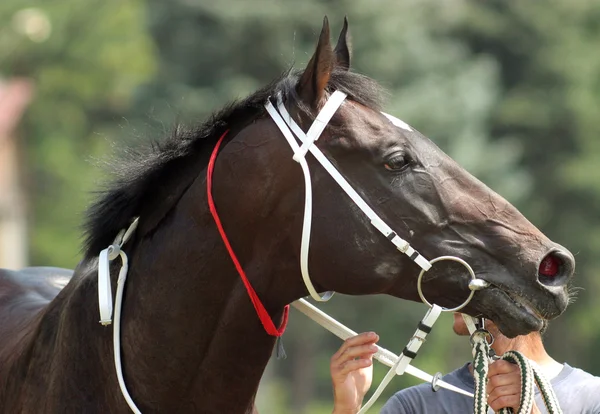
[{"left": 0, "top": 17, "right": 575, "bottom": 413}]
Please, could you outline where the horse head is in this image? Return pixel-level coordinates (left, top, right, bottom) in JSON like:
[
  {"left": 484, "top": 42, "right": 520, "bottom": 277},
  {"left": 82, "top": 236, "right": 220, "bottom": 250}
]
[{"left": 239, "top": 17, "right": 575, "bottom": 337}]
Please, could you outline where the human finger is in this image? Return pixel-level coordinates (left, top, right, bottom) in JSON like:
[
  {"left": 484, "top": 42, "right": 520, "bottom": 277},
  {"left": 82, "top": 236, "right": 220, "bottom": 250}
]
[
  {"left": 488, "top": 383, "right": 521, "bottom": 401},
  {"left": 488, "top": 385, "right": 520, "bottom": 412},
  {"left": 339, "top": 358, "right": 373, "bottom": 376},
  {"left": 332, "top": 344, "right": 378, "bottom": 369},
  {"left": 331, "top": 332, "right": 379, "bottom": 361},
  {"left": 487, "top": 371, "right": 521, "bottom": 394},
  {"left": 488, "top": 360, "right": 519, "bottom": 377},
  {"left": 488, "top": 394, "right": 520, "bottom": 412},
  {"left": 331, "top": 343, "right": 377, "bottom": 375}
]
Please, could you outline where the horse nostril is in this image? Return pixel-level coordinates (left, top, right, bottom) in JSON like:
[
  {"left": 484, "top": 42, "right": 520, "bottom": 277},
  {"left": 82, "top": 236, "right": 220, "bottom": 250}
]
[
  {"left": 537, "top": 250, "right": 574, "bottom": 286},
  {"left": 539, "top": 255, "right": 561, "bottom": 277}
]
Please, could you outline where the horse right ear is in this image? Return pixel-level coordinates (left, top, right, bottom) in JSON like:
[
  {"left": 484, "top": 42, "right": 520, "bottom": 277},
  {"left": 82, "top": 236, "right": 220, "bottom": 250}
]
[
  {"left": 334, "top": 17, "right": 351, "bottom": 71},
  {"left": 297, "top": 17, "right": 334, "bottom": 108}
]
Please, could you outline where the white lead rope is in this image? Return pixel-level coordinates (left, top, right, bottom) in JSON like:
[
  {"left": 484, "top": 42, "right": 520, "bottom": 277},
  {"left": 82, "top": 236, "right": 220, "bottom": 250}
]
[
  {"left": 357, "top": 303, "right": 442, "bottom": 414},
  {"left": 292, "top": 299, "right": 473, "bottom": 397},
  {"left": 292, "top": 255, "right": 490, "bottom": 412}
]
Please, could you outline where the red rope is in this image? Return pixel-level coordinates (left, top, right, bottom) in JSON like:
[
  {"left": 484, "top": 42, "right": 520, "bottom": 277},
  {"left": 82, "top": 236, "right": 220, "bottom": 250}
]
[{"left": 207, "top": 130, "right": 289, "bottom": 337}]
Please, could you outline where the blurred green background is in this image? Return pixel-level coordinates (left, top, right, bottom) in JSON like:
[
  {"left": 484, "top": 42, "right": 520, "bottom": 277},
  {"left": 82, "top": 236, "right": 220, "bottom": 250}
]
[{"left": 1, "top": 0, "right": 599, "bottom": 413}]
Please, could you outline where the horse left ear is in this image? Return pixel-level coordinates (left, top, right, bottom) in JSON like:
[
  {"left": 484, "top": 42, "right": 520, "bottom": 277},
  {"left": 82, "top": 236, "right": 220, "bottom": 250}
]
[
  {"left": 334, "top": 17, "right": 351, "bottom": 71},
  {"left": 297, "top": 16, "right": 334, "bottom": 108}
]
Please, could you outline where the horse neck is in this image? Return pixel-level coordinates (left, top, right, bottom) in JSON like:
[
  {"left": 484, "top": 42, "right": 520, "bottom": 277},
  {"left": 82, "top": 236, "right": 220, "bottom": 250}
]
[
  {"left": 117, "top": 155, "right": 301, "bottom": 412},
  {"left": 6, "top": 124, "right": 305, "bottom": 413}
]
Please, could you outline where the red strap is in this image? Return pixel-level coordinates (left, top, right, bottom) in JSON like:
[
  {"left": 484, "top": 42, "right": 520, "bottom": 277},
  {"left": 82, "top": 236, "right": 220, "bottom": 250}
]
[{"left": 207, "top": 130, "right": 289, "bottom": 337}]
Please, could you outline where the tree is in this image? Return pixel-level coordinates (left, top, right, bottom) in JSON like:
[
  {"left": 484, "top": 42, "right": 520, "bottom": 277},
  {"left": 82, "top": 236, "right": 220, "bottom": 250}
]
[
  {"left": 0, "top": 0, "right": 155, "bottom": 267},
  {"left": 449, "top": 0, "right": 600, "bottom": 373}
]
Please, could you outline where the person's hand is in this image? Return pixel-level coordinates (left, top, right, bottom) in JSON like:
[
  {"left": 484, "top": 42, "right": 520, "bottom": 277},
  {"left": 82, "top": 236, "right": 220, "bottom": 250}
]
[
  {"left": 487, "top": 360, "right": 541, "bottom": 414},
  {"left": 330, "top": 332, "right": 379, "bottom": 414}
]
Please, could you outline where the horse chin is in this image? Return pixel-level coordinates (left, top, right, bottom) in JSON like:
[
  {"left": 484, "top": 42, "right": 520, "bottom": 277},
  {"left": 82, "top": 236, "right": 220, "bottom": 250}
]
[{"left": 468, "top": 286, "right": 545, "bottom": 338}]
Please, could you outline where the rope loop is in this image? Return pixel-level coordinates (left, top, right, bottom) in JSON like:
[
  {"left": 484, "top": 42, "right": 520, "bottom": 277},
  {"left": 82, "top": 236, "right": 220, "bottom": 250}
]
[{"left": 471, "top": 334, "right": 563, "bottom": 414}]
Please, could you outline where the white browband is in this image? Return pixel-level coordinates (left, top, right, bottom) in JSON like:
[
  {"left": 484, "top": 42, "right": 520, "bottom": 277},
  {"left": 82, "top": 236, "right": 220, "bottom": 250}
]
[{"left": 265, "top": 91, "right": 431, "bottom": 302}]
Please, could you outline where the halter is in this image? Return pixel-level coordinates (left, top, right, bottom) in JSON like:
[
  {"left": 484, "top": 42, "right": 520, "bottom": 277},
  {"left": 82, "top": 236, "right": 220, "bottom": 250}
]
[
  {"left": 95, "top": 90, "right": 559, "bottom": 413},
  {"left": 265, "top": 91, "right": 431, "bottom": 302}
]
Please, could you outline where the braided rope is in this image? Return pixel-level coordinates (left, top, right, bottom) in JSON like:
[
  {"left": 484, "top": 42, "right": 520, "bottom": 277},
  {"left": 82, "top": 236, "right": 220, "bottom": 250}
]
[
  {"left": 472, "top": 336, "right": 562, "bottom": 414},
  {"left": 531, "top": 362, "right": 562, "bottom": 414},
  {"left": 472, "top": 332, "right": 491, "bottom": 414},
  {"left": 497, "top": 351, "right": 534, "bottom": 414}
]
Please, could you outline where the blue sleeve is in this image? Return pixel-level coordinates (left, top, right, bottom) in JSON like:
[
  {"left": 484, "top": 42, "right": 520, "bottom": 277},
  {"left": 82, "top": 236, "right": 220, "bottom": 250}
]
[
  {"left": 577, "top": 377, "right": 600, "bottom": 413},
  {"left": 378, "top": 381, "right": 474, "bottom": 414},
  {"left": 379, "top": 393, "right": 413, "bottom": 414},
  {"left": 550, "top": 367, "right": 600, "bottom": 414}
]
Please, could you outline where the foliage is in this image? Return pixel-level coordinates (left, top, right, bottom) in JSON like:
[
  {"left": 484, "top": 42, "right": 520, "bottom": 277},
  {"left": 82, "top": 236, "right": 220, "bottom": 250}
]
[
  {"left": 0, "top": 0, "right": 155, "bottom": 266},
  {"left": 448, "top": 0, "right": 600, "bottom": 373}
]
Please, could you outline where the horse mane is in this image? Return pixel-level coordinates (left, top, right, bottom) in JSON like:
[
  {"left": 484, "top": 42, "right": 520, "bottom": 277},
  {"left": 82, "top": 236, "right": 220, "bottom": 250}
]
[{"left": 82, "top": 68, "right": 384, "bottom": 258}]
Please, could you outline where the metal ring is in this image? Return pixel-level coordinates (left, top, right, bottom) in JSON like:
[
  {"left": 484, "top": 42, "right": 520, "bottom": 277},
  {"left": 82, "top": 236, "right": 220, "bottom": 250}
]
[
  {"left": 469, "top": 328, "right": 494, "bottom": 347},
  {"left": 417, "top": 255, "right": 478, "bottom": 312},
  {"left": 431, "top": 372, "right": 443, "bottom": 392}
]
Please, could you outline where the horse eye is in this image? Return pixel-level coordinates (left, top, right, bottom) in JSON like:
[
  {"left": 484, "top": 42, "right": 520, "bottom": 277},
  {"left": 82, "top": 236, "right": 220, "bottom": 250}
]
[{"left": 384, "top": 154, "right": 410, "bottom": 172}]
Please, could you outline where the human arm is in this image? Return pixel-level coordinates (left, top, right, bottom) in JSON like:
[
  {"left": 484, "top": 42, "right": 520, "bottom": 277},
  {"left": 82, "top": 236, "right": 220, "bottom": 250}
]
[{"left": 330, "top": 332, "right": 379, "bottom": 414}]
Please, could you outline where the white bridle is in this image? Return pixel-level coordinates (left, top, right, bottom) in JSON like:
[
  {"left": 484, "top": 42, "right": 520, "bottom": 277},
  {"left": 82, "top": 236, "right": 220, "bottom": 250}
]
[
  {"left": 97, "top": 91, "right": 494, "bottom": 413},
  {"left": 264, "top": 90, "right": 431, "bottom": 302}
]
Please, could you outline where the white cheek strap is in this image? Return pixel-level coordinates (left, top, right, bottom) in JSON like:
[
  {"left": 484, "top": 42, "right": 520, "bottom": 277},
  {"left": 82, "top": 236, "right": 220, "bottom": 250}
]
[
  {"left": 264, "top": 91, "right": 431, "bottom": 302},
  {"left": 265, "top": 99, "right": 334, "bottom": 301}
]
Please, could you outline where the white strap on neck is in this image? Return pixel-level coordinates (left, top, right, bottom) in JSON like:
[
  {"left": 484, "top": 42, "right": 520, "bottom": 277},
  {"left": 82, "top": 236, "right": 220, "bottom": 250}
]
[
  {"left": 98, "top": 217, "right": 139, "bottom": 324},
  {"left": 96, "top": 218, "right": 143, "bottom": 413},
  {"left": 98, "top": 247, "right": 115, "bottom": 325},
  {"left": 265, "top": 91, "right": 431, "bottom": 302}
]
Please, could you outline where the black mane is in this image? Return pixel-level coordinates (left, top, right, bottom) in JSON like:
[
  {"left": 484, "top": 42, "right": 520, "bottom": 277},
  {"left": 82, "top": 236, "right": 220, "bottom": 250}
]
[{"left": 83, "top": 69, "right": 384, "bottom": 258}]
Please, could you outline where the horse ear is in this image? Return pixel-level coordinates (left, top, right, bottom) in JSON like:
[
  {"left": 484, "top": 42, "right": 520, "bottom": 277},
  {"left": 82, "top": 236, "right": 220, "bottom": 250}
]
[
  {"left": 297, "top": 16, "right": 334, "bottom": 108},
  {"left": 334, "top": 16, "right": 351, "bottom": 71}
]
